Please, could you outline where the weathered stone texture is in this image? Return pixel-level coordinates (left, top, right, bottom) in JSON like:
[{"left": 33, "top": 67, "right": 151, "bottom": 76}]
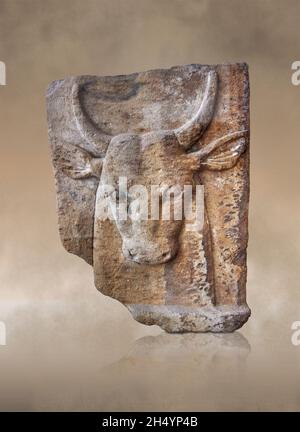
[{"left": 47, "top": 63, "right": 250, "bottom": 332}]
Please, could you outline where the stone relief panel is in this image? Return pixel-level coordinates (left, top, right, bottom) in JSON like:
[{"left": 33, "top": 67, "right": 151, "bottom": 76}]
[{"left": 47, "top": 63, "right": 250, "bottom": 332}]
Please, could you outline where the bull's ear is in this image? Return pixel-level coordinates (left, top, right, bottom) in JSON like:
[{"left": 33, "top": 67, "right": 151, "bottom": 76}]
[
  {"left": 200, "top": 137, "right": 246, "bottom": 170},
  {"left": 58, "top": 145, "right": 103, "bottom": 179}
]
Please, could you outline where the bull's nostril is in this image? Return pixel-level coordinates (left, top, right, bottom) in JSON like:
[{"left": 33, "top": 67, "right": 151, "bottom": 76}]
[{"left": 127, "top": 249, "right": 136, "bottom": 258}]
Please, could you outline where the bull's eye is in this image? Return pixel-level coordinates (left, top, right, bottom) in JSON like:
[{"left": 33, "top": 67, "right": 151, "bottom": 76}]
[{"left": 103, "top": 191, "right": 110, "bottom": 199}]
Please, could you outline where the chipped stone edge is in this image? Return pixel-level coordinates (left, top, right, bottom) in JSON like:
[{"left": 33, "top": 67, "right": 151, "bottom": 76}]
[{"left": 126, "top": 304, "right": 251, "bottom": 333}]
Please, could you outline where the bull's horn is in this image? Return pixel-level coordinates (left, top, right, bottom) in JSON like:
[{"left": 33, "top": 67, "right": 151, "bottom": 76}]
[
  {"left": 175, "top": 70, "right": 218, "bottom": 149},
  {"left": 71, "top": 80, "right": 111, "bottom": 157}
]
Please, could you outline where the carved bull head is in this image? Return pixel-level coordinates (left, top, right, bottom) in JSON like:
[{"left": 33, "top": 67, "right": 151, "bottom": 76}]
[{"left": 61, "top": 70, "right": 247, "bottom": 265}]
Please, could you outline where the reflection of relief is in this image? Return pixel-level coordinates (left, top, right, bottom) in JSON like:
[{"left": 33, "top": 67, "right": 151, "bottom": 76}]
[
  {"left": 47, "top": 64, "right": 251, "bottom": 332},
  {"left": 126, "top": 332, "right": 250, "bottom": 364}
]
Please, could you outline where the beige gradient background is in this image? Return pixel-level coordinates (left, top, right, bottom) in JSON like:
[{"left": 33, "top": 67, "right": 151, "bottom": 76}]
[{"left": 0, "top": 0, "right": 300, "bottom": 411}]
